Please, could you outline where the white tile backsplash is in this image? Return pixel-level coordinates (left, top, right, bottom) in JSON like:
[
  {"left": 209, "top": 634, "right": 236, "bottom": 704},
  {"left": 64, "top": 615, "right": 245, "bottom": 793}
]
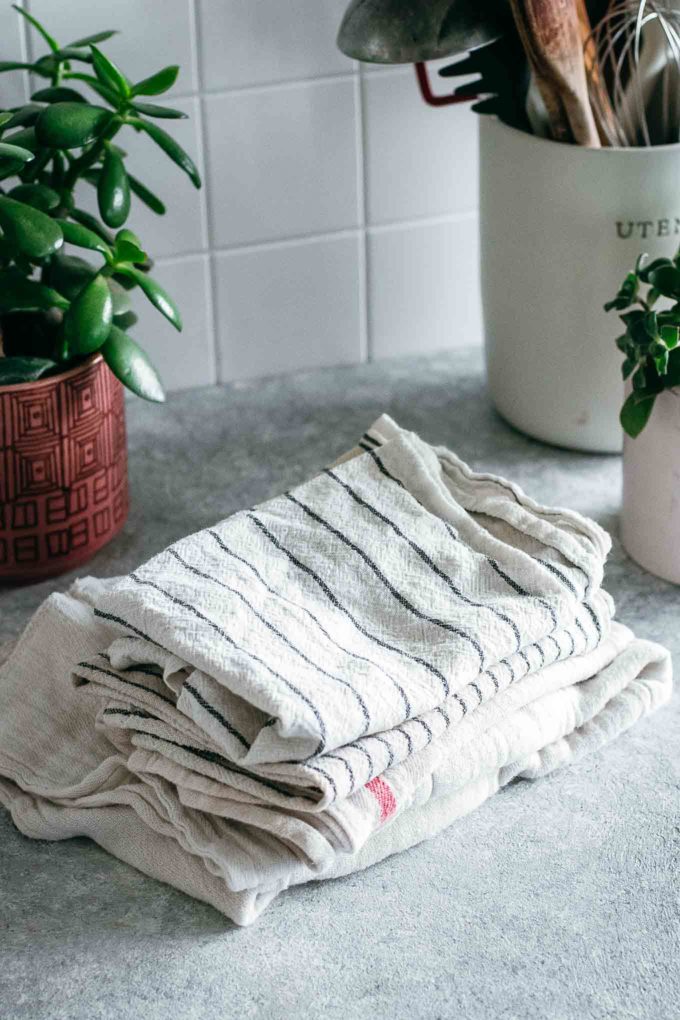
[
  {"left": 368, "top": 216, "right": 482, "bottom": 358},
  {"left": 215, "top": 233, "right": 363, "bottom": 381},
  {"left": 198, "top": 0, "right": 354, "bottom": 91},
  {"left": 363, "top": 67, "right": 478, "bottom": 225},
  {"left": 204, "top": 78, "right": 360, "bottom": 248},
  {"left": 0, "top": 5, "right": 482, "bottom": 390}
]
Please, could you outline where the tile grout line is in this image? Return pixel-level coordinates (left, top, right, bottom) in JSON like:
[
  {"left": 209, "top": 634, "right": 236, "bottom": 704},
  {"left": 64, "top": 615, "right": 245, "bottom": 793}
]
[
  {"left": 152, "top": 210, "right": 480, "bottom": 265},
  {"left": 354, "top": 71, "right": 369, "bottom": 365},
  {"left": 171, "top": 68, "right": 359, "bottom": 104},
  {"left": 189, "top": 0, "right": 220, "bottom": 387}
]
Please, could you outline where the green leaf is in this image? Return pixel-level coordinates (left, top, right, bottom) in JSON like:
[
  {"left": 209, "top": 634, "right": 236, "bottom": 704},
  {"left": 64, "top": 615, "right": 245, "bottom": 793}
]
[
  {"left": 0, "top": 195, "right": 63, "bottom": 259},
  {"left": 31, "top": 86, "right": 86, "bottom": 104},
  {"left": 0, "top": 61, "right": 37, "bottom": 73},
  {"left": 114, "top": 230, "right": 147, "bottom": 265},
  {"left": 43, "top": 253, "right": 96, "bottom": 301},
  {"left": 62, "top": 72, "right": 119, "bottom": 108},
  {"left": 36, "top": 103, "right": 112, "bottom": 149},
  {"left": 7, "top": 182, "right": 60, "bottom": 212},
  {"left": 637, "top": 256, "right": 672, "bottom": 283},
  {"left": 3, "top": 126, "right": 37, "bottom": 151},
  {"left": 0, "top": 111, "right": 13, "bottom": 130},
  {"left": 643, "top": 311, "right": 659, "bottom": 341},
  {"left": 0, "top": 273, "right": 69, "bottom": 313},
  {"left": 130, "top": 101, "right": 187, "bottom": 119},
  {"left": 97, "top": 147, "right": 130, "bottom": 228},
  {"left": 102, "top": 324, "right": 165, "bottom": 401},
  {"left": 107, "top": 277, "right": 132, "bottom": 318},
  {"left": 113, "top": 309, "right": 137, "bottom": 331},
  {"left": 121, "top": 265, "right": 181, "bottom": 330},
  {"left": 0, "top": 356, "right": 57, "bottom": 385},
  {"left": 131, "top": 118, "right": 200, "bottom": 188},
  {"left": 620, "top": 392, "right": 655, "bottom": 438},
  {"left": 56, "top": 218, "right": 111, "bottom": 257},
  {"left": 660, "top": 324, "right": 680, "bottom": 349},
  {"left": 0, "top": 141, "right": 33, "bottom": 162},
  {"left": 648, "top": 264, "right": 680, "bottom": 299},
  {"left": 68, "top": 30, "right": 118, "bottom": 48},
  {"left": 1, "top": 104, "right": 42, "bottom": 131},
  {"left": 131, "top": 65, "right": 179, "bottom": 97},
  {"left": 621, "top": 356, "right": 636, "bottom": 380},
  {"left": 70, "top": 207, "right": 115, "bottom": 245},
  {"left": 63, "top": 274, "right": 113, "bottom": 354},
  {"left": 128, "top": 173, "right": 165, "bottom": 215},
  {"left": 12, "top": 4, "right": 59, "bottom": 53},
  {"left": 90, "top": 45, "right": 130, "bottom": 99}
]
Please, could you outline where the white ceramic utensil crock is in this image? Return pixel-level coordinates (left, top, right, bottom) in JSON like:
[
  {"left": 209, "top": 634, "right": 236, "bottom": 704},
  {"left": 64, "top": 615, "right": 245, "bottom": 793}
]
[{"left": 480, "top": 116, "right": 680, "bottom": 453}]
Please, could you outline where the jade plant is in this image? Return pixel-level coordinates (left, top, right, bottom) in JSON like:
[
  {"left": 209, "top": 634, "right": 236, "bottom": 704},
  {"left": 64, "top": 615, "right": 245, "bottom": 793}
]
[
  {"left": 0, "top": 6, "right": 202, "bottom": 400},
  {"left": 605, "top": 250, "right": 680, "bottom": 437}
]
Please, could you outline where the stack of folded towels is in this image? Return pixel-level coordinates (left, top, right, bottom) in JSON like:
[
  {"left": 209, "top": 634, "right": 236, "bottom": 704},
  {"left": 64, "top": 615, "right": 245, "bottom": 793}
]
[{"left": 0, "top": 415, "right": 672, "bottom": 925}]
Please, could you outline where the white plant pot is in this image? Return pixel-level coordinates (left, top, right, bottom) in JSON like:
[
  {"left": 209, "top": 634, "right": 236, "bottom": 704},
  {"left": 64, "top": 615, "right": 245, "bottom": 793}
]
[
  {"left": 480, "top": 116, "right": 680, "bottom": 453},
  {"left": 621, "top": 389, "right": 680, "bottom": 584}
]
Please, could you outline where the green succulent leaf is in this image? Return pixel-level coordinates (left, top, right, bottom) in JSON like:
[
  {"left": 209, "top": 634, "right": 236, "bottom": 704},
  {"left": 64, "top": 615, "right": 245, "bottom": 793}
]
[
  {"left": 97, "top": 147, "right": 130, "bottom": 228},
  {"left": 8, "top": 182, "right": 60, "bottom": 212},
  {"left": 128, "top": 172, "right": 165, "bottom": 215},
  {"left": 102, "top": 324, "right": 164, "bottom": 401},
  {"left": 12, "top": 4, "right": 59, "bottom": 53},
  {"left": 660, "top": 324, "right": 680, "bottom": 349},
  {"left": 130, "top": 65, "right": 179, "bottom": 97},
  {"left": 70, "top": 207, "right": 115, "bottom": 245},
  {"left": 620, "top": 392, "right": 655, "bottom": 439},
  {"left": 0, "top": 272, "right": 69, "bottom": 313},
  {"left": 63, "top": 273, "right": 113, "bottom": 354},
  {"left": 42, "top": 253, "right": 96, "bottom": 301},
  {"left": 0, "top": 195, "right": 63, "bottom": 259},
  {"left": 648, "top": 264, "right": 680, "bottom": 299},
  {"left": 114, "top": 229, "right": 147, "bottom": 265},
  {"left": 68, "top": 30, "right": 118, "bottom": 48},
  {"left": 121, "top": 265, "right": 181, "bottom": 330},
  {"left": 36, "top": 102, "right": 112, "bottom": 149},
  {"left": 3, "top": 126, "right": 37, "bottom": 151},
  {"left": 0, "top": 111, "right": 13, "bottom": 130},
  {"left": 113, "top": 309, "right": 137, "bottom": 330},
  {"left": 2, "top": 104, "right": 42, "bottom": 131},
  {"left": 107, "top": 277, "right": 132, "bottom": 317},
  {"left": 90, "top": 45, "right": 130, "bottom": 99},
  {"left": 0, "top": 141, "right": 34, "bottom": 162},
  {"left": 31, "top": 86, "right": 86, "bottom": 104},
  {"left": 130, "top": 101, "right": 187, "bottom": 119},
  {"left": 0, "top": 356, "right": 58, "bottom": 385},
  {"left": 62, "top": 72, "right": 119, "bottom": 108},
  {"left": 56, "top": 218, "right": 112, "bottom": 257},
  {"left": 131, "top": 118, "right": 200, "bottom": 188}
]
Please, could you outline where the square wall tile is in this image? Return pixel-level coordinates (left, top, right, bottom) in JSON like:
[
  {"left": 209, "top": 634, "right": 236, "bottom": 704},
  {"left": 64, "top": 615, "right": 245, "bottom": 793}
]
[
  {"left": 204, "top": 78, "right": 359, "bottom": 247},
  {"left": 0, "top": 3, "right": 28, "bottom": 107},
  {"left": 362, "top": 68, "right": 478, "bottom": 225},
  {"left": 198, "top": 0, "right": 353, "bottom": 91},
  {"left": 215, "top": 234, "right": 362, "bottom": 381},
  {"left": 127, "top": 255, "right": 215, "bottom": 392},
  {"left": 74, "top": 98, "right": 206, "bottom": 260},
  {"left": 368, "top": 217, "right": 482, "bottom": 359},
  {"left": 27, "top": 0, "right": 197, "bottom": 95}
]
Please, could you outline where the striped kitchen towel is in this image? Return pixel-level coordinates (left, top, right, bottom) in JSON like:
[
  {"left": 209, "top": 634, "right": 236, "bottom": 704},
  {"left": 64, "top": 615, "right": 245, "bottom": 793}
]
[{"left": 0, "top": 415, "right": 672, "bottom": 925}]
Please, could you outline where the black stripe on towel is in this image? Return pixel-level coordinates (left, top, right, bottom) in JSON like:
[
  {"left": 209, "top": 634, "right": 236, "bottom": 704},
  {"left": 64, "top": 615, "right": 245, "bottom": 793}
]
[
  {"left": 325, "top": 467, "right": 523, "bottom": 653},
  {"left": 77, "top": 660, "right": 176, "bottom": 707},
  {"left": 248, "top": 513, "right": 413, "bottom": 719},
  {"left": 182, "top": 680, "right": 251, "bottom": 752},
  {"left": 208, "top": 528, "right": 407, "bottom": 725},
  {"left": 538, "top": 558, "right": 580, "bottom": 597},
  {"left": 128, "top": 572, "right": 327, "bottom": 757},
  {"left": 286, "top": 492, "right": 477, "bottom": 685},
  {"left": 168, "top": 546, "right": 372, "bottom": 736},
  {"left": 93, "top": 607, "right": 160, "bottom": 645}
]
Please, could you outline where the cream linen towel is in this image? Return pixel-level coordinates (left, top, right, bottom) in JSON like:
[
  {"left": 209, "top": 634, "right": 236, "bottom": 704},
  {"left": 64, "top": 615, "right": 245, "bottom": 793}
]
[{"left": 0, "top": 416, "right": 672, "bottom": 925}]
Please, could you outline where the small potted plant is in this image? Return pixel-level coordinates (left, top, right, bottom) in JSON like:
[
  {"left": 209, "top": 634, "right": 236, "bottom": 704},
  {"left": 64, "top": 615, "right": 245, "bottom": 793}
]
[
  {"left": 0, "top": 6, "right": 201, "bottom": 582},
  {"left": 605, "top": 251, "right": 680, "bottom": 583}
]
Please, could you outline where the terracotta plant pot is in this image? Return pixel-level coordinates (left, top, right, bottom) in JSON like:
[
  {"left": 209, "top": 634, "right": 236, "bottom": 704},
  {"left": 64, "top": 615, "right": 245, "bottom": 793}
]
[
  {"left": 0, "top": 354, "right": 128, "bottom": 582},
  {"left": 621, "top": 389, "right": 680, "bottom": 584}
]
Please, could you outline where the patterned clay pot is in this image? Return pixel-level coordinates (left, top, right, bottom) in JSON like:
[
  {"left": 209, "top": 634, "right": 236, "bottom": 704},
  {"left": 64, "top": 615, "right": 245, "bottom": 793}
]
[{"left": 0, "top": 354, "right": 128, "bottom": 582}]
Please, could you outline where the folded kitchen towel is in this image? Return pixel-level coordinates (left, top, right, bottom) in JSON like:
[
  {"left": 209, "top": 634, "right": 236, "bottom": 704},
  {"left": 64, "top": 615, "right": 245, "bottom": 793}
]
[{"left": 0, "top": 415, "right": 672, "bottom": 925}]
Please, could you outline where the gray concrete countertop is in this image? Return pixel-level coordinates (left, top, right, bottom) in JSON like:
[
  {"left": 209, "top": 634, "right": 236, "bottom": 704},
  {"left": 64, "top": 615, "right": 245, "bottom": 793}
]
[{"left": 2, "top": 348, "right": 679, "bottom": 1020}]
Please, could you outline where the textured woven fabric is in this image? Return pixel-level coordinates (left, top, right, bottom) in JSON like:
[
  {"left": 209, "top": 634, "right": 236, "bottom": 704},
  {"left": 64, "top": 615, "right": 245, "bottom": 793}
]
[{"left": 0, "top": 416, "right": 672, "bottom": 925}]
